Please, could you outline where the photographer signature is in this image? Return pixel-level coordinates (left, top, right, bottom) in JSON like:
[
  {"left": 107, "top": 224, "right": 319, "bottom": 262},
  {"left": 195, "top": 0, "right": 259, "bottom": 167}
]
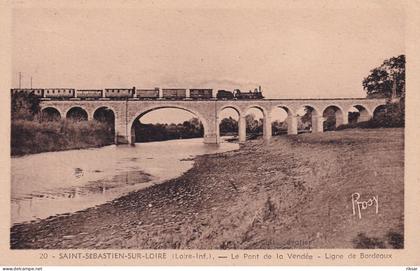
[{"left": 351, "top": 192, "right": 379, "bottom": 219}]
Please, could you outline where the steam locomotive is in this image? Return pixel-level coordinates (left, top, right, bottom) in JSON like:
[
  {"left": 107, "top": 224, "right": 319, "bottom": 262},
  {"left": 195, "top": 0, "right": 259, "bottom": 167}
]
[
  {"left": 216, "top": 86, "right": 264, "bottom": 100},
  {"left": 11, "top": 86, "right": 264, "bottom": 100}
]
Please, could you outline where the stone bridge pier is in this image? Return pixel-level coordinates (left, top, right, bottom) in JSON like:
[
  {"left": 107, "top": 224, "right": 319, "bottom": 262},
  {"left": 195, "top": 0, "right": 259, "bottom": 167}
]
[{"left": 39, "top": 98, "right": 386, "bottom": 145}]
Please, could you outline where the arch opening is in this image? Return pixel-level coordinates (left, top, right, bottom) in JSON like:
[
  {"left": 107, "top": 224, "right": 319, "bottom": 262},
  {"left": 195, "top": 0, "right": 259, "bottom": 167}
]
[
  {"left": 322, "top": 105, "right": 344, "bottom": 131},
  {"left": 244, "top": 107, "right": 265, "bottom": 140},
  {"left": 348, "top": 105, "right": 371, "bottom": 124},
  {"left": 271, "top": 106, "right": 290, "bottom": 136},
  {"left": 41, "top": 107, "right": 61, "bottom": 122},
  {"left": 66, "top": 107, "right": 88, "bottom": 121},
  {"left": 218, "top": 107, "right": 240, "bottom": 142},
  {"left": 130, "top": 107, "right": 205, "bottom": 143},
  {"left": 373, "top": 105, "right": 388, "bottom": 120},
  {"left": 93, "top": 107, "right": 116, "bottom": 142},
  {"left": 296, "top": 105, "right": 319, "bottom": 133}
]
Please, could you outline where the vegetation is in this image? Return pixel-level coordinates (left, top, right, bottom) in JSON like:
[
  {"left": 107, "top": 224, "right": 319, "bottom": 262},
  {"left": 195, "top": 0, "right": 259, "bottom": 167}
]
[
  {"left": 133, "top": 118, "right": 204, "bottom": 142},
  {"left": 11, "top": 92, "right": 40, "bottom": 120},
  {"left": 219, "top": 114, "right": 288, "bottom": 138},
  {"left": 352, "top": 231, "right": 403, "bottom": 249},
  {"left": 133, "top": 114, "right": 285, "bottom": 143},
  {"left": 219, "top": 117, "right": 238, "bottom": 136},
  {"left": 12, "top": 119, "right": 114, "bottom": 156},
  {"left": 363, "top": 55, "right": 405, "bottom": 99},
  {"left": 337, "top": 98, "right": 405, "bottom": 130},
  {"left": 359, "top": 55, "right": 405, "bottom": 127},
  {"left": 11, "top": 92, "right": 114, "bottom": 156},
  {"left": 271, "top": 120, "right": 288, "bottom": 135}
]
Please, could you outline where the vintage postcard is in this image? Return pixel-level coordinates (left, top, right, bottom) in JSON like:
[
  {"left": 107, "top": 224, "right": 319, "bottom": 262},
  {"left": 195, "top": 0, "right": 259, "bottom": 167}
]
[{"left": 0, "top": 0, "right": 419, "bottom": 267}]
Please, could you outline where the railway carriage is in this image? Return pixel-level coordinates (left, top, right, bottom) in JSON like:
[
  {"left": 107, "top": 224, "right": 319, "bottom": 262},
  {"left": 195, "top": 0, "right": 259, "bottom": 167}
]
[
  {"left": 105, "top": 88, "right": 134, "bottom": 99},
  {"left": 162, "top": 88, "right": 187, "bottom": 99},
  {"left": 76, "top": 89, "right": 103, "bottom": 99},
  {"left": 11, "top": 88, "right": 44, "bottom": 97},
  {"left": 44, "top": 88, "right": 75, "bottom": 99},
  {"left": 136, "top": 88, "right": 160, "bottom": 99},
  {"left": 189, "top": 89, "right": 213, "bottom": 99}
]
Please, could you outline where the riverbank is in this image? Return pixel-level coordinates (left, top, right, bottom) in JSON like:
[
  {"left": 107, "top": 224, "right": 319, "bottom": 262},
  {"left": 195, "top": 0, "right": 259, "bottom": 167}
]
[
  {"left": 11, "top": 120, "right": 114, "bottom": 156},
  {"left": 10, "top": 128, "right": 404, "bottom": 249}
]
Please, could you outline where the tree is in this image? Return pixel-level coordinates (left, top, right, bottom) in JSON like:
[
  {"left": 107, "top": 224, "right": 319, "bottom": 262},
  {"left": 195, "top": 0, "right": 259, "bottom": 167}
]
[
  {"left": 323, "top": 107, "right": 337, "bottom": 131},
  {"left": 360, "top": 55, "right": 405, "bottom": 128},
  {"left": 362, "top": 55, "right": 405, "bottom": 98},
  {"left": 11, "top": 92, "right": 40, "bottom": 120},
  {"left": 300, "top": 107, "right": 313, "bottom": 130},
  {"left": 245, "top": 114, "right": 263, "bottom": 134},
  {"left": 219, "top": 117, "right": 238, "bottom": 135}
]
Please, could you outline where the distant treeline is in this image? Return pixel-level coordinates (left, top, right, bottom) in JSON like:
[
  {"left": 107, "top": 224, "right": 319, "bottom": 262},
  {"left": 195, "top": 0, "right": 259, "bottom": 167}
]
[
  {"left": 133, "top": 118, "right": 204, "bottom": 142},
  {"left": 219, "top": 116, "right": 288, "bottom": 137},
  {"left": 133, "top": 115, "right": 290, "bottom": 143}
]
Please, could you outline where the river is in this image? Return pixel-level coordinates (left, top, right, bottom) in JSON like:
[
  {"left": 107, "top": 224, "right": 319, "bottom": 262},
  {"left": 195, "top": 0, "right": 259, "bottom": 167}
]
[{"left": 11, "top": 138, "right": 239, "bottom": 225}]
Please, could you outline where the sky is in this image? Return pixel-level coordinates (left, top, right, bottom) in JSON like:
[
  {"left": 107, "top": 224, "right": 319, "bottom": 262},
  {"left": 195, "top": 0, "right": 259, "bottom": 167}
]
[{"left": 12, "top": 2, "right": 405, "bottom": 123}]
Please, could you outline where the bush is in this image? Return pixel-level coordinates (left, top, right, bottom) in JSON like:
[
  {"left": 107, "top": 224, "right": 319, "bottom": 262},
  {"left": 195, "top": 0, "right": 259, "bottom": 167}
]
[
  {"left": 352, "top": 233, "right": 385, "bottom": 249},
  {"left": 352, "top": 231, "right": 404, "bottom": 249},
  {"left": 11, "top": 119, "right": 114, "bottom": 156}
]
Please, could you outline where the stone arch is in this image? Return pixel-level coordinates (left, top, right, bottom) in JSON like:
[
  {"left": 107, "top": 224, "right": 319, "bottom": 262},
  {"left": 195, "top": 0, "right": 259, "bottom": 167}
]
[
  {"left": 292, "top": 104, "right": 322, "bottom": 133},
  {"left": 372, "top": 104, "right": 389, "bottom": 120},
  {"left": 217, "top": 105, "right": 242, "bottom": 141},
  {"left": 217, "top": 104, "right": 242, "bottom": 119},
  {"left": 92, "top": 105, "right": 118, "bottom": 120},
  {"left": 271, "top": 104, "right": 294, "bottom": 117},
  {"left": 298, "top": 104, "right": 321, "bottom": 117},
  {"left": 93, "top": 106, "right": 116, "bottom": 142},
  {"left": 271, "top": 105, "right": 294, "bottom": 136},
  {"left": 128, "top": 105, "right": 209, "bottom": 144},
  {"left": 244, "top": 104, "right": 268, "bottom": 118},
  {"left": 243, "top": 104, "right": 271, "bottom": 140},
  {"left": 66, "top": 106, "right": 89, "bottom": 121},
  {"left": 322, "top": 104, "right": 345, "bottom": 130},
  {"left": 322, "top": 104, "right": 345, "bottom": 116},
  {"left": 41, "top": 106, "right": 62, "bottom": 121},
  {"left": 349, "top": 104, "right": 373, "bottom": 123},
  {"left": 93, "top": 106, "right": 116, "bottom": 122}
]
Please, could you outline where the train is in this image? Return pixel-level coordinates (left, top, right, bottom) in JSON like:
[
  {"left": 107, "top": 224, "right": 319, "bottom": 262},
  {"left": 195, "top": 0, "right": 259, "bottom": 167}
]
[{"left": 11, "top": 86, "right": 264, "bottom": 100}]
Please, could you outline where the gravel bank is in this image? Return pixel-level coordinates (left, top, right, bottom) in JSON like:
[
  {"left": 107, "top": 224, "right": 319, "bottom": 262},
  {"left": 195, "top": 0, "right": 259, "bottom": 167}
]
[{"left": 11, "top": 128, "right": 404, "bottom": 249}]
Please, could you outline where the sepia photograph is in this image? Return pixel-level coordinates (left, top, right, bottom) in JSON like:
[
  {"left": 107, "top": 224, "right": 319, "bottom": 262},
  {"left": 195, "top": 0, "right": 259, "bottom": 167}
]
[{"left": 5, "top": 0, "right": 410, "bottom": 256}]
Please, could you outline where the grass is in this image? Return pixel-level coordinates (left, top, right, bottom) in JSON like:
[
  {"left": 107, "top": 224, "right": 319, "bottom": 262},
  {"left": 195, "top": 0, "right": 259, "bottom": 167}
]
[{"left": 11, "top": 119, "right": 114, "bottom": 156}]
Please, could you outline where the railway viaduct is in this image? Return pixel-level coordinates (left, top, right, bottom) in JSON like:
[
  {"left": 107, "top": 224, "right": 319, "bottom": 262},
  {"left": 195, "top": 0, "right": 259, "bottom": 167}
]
[{"left": 39, "top": 98, "right": 387, "bottom": 144}]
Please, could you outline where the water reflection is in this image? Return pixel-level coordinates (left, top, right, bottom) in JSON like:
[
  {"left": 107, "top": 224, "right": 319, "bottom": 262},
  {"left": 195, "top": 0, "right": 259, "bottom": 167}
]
[{"left": 11, "top": 138, "right": 238, "bottom": 224}]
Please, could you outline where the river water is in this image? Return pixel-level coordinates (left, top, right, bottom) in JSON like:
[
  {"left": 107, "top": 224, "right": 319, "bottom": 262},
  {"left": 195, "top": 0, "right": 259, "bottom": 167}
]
[{"left": 11, "top": 138, "right": 239, "bottom": 225}]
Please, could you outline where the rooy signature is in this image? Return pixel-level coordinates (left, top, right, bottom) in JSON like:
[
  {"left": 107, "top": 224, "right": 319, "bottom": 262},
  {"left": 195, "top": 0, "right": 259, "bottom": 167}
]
[{"left": 351, "top": 193, "right": 378, "bottom": 219}]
